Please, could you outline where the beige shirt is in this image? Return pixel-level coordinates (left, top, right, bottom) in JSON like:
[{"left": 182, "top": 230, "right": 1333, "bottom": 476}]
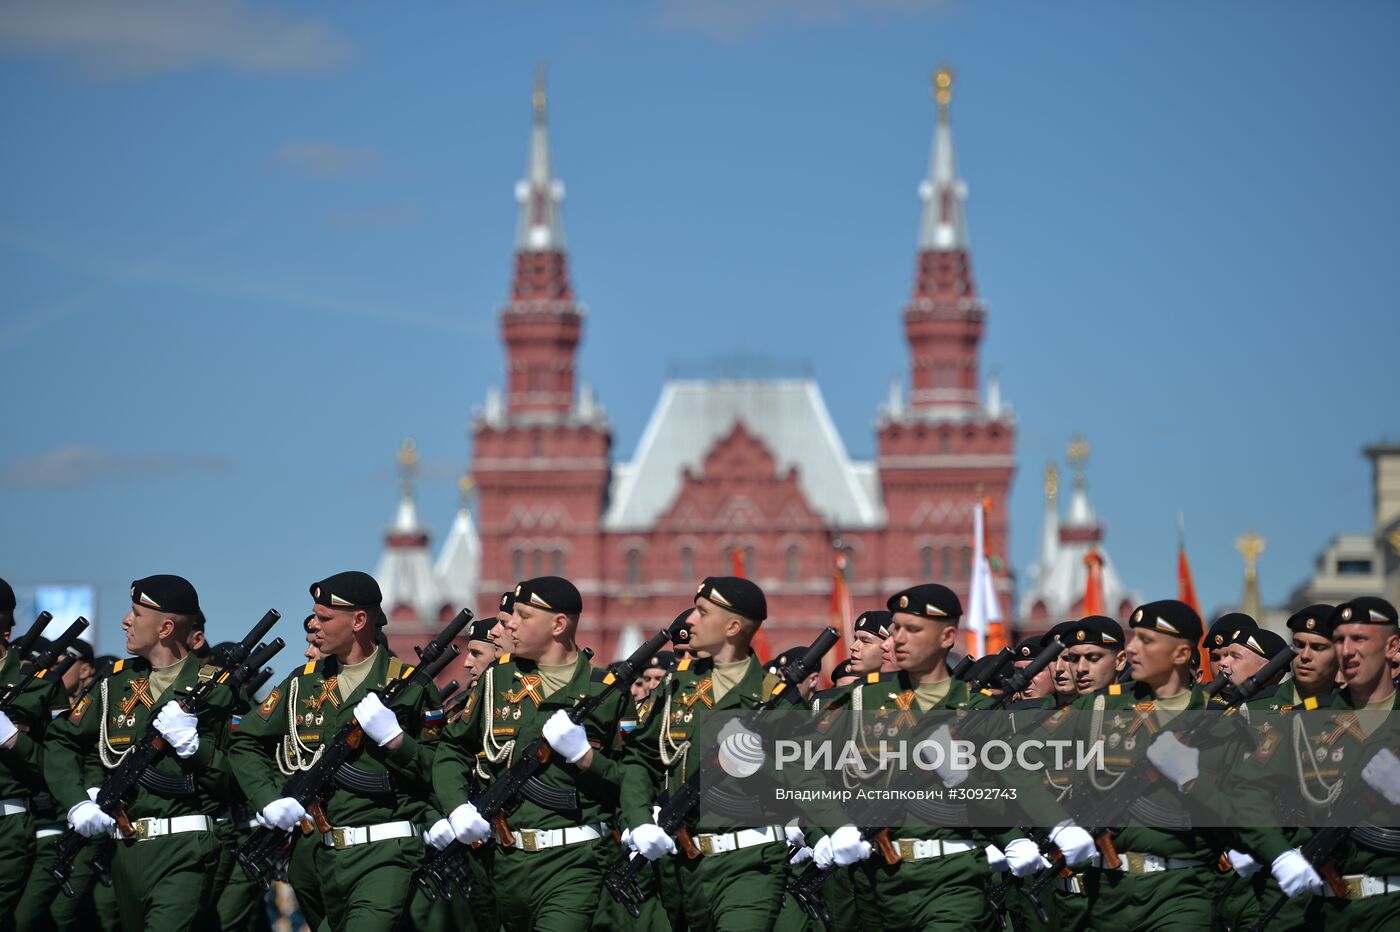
[
  {"left": 1152, "top": 687, "right": 1193, "bottom": 726},
  {"left": 337, "top": 648, "right": 380, "bottom": 702},
  {"left": 537, "top": 662, "right": 576, "bottom": 699},
  {"left": 913, "top": 676, "right": 952, "bottom": 711},
  {"left": 712, "top": 658, "right": 753, "bottom": 702},
  {"left": 148, "top": 657, "right": 187, "bottom": 704},
  {"left": 1357, "top": 688, "right": 1395, "bottom": 739}
]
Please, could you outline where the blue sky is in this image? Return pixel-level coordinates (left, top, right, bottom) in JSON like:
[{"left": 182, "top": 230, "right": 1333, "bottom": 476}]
[{"left": 1, "top": 0, "right": 1396, "bottom": 663}]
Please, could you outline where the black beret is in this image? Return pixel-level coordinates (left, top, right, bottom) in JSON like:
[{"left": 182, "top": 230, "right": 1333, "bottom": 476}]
[
  {"left": 94, "top": 655, "right": 120, "bottom": 678},
  {"left": 853, "top": 611, "right": 892, "bottom": 639},
  {"left": 831, "top": 659, "right": 856, "bottom": 681},
  {"left": 1130, "top": 599, "right": 1203, "bottom": 645},
  {"left": 1013, "top": 636, "right": 1042, "bottom": 659},
  {"left": 964, "top": 653, "right": 1003, "bottom": 683},
  {"left": 303, "top": 613, "right": 316, "bottom": 633},
  {"left": 191, "top": 610, "right": 206, "bottom": 630},
  {"left": 0, "top": 577, "right": 14, "bottom": 612},
  {"left": 467, "top": 619, "right": 499, "bottom": 643},
  {"left": 131, "top": 574, "right": 200, "bottom": 615},
  {"left": 695, "top": 577, "right": 766, "bottom": 623},
  {"left": 1206, "top": 612, "right": 1256, "bottom": 651},
  {"left": 515, "top": 576, "right": 582, "bottom": 616},
  {"left": 644, "top": 650, "right": 675, "bottom": 671},
  {"left": 887, "top": 584, "right": 962, "bottom": 623},
  {"left": 1045, "top": 620, "right": 1079, "bottom": 644},
  {"left": 66, "top": 638, "right": 95, "bottom": 664},
  {"left": 309, "top": 571, "right": 381, "bottom": 610},
  {"left": 1286, "top": 604, "right": 1336, "bottom": 638},
  {"left": 1332, "top": 597, "right": 1398, "bottom": 628},
  {"left": 1229, "top": 626, "right": 1289, "bottom": 660},
  {"left": 499, "top": 590, "right": 517, "bottom": 614},
  {"left": 766, "top": 646, "right": 811, "bottom": 673},
  {"left": 1066, "top": 615, "right": 1125, "bottom": 648},
  {"left": 667, "top": 609, "right": 694, "bottom": 647}
]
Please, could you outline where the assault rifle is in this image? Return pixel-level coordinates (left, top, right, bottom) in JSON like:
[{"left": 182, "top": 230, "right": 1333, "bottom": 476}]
[
  {"left": 50, "top": 609, "right": 282, "bottom": 895},
  {"left": 2, "top": 613, "right": 86, "bottom": 711},
  {"left": 235, "top": 609, "right": 470, "bottom": 888},
  {"left": 1243, "top": 826, "right": 1350, "bottom": 932},
  {"left": 785, "top": 639, "right": 1066, "bottom": 927},
  {"left": 1019, "top": 648, "right": 1298, "bottom": 917},
  {"left": 605, "top": 626, "right": 841, "bottom": 918},
  {"left": 418, "top": 627, "right": 675, "bottom": 901}
]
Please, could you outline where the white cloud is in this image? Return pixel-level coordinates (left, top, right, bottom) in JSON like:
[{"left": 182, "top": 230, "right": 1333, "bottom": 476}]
[
  {"left": 0, "top": 446, "right": 231, "bottom": 488},
  {"left": 654, "top": 0, "right": 954, "bottom": 42},
  {"left": 275, "top": 140, "right": 379, "bottom": 179},
  {"left": 0, "top": 0, "right": 355, "bottom": 79}
]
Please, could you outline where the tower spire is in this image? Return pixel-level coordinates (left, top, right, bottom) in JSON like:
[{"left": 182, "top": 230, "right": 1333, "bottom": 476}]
[
  {"left": 516, "top": 62, "right": 566, "bottom": 253},
  {"left": 918, "top": 65, "right": 969, "bottom": 251}
]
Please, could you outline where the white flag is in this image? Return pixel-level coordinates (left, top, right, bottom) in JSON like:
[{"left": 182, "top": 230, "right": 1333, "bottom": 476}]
[{"left": 965, "top": 500, "right": 1001, "bottom": 657}]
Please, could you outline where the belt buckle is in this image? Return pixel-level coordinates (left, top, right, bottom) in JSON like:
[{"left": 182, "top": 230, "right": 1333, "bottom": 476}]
[
  {"left": 521, "top": 830, "right": 539, "bottom": 853},
  {"left": 331, "top": 827, "right": 350, "bottom": 849},
  {"left": 1125, "top": 852, "right": 1145, "bottom": 874},
  {"left": 897, "top": 839, "right": 916, "bottom": 860},
  {"left": 698, "top": 835, "right": 716, "bottom": 856},
  {"left": 1344, "top": 876, "right": 1364, "bottom": 900}
]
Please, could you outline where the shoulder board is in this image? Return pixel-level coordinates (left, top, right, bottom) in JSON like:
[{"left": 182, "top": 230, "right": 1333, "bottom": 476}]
[
  {"left": 591, "top": 667, "right": 611, "bottom": 684},
  {"left": 197, "top": 663, "right": 221, "bottom": 682},
  {"left": 1302, "top": 695, "right": 1321, "bottom": 710},
  {"left": 863, "top": 670, "right": 901, "bottom": 686},
  {"left": 1108, "top": 683, "right": 1123, "bottom": 696},
  {"left": 866, "top": 672, "right": 881, "bottom": 684},
  {"left": 302, "top": 660, "right": 318, "bottom": 676},
  {"left": 498, "top": 652, "right": 512, "bottom": 665},
  {"left": 113, "top": 658, "right": 126, "bottom": 674},
  {"left": 387, "top": 657, "right": 410, "bottom": 682},
  {"left": 676, "top": 657, "right": 691, "bottom": 672}
]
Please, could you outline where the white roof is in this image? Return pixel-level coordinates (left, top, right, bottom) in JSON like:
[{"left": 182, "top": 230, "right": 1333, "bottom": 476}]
[
  {"left": 435, "top": 505, "right": 481, "bottom": 613},
  {"left": 602, "top": 379, "right": 884, "bottom": 531},
  {"left": 374, "top": 487, "right": 449, "bottom": 623},
  {"left": 1019, "top": 474, "right": 1140, "bottom": 620}
]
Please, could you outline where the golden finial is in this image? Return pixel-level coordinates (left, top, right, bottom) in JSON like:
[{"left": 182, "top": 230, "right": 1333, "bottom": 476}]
[
  {"left": 397, "top": 438, "right": 418, "bottom": 495},
  {"left": 1067, "top": 436, "right": 1090, "bottom": 467},
  {"left": 1235, "top": 530, "right": 1266, "bottom": 578},
  {"left": 532, "top": 62, "right": 547, "bottom": 116},
  {"left": 1388, "top": 527, "right": 1400, "bottom": 556},
  {"left": 1044, "top": 462, "right": 1059, "bottom": 503},
  {"left": 932, "top": 64, "right": 954, "bottom": 111},
  {"left": 457, "top": 473, "right": 476, "bottom": 507}
]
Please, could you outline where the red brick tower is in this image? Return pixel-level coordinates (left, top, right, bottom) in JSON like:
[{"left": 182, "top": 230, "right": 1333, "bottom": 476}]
[
  {"left": 876, "top": 66, "right": 1017, "bottom": 611},
  {"left": 471, "top": 66, "right": 611, "bottom": 616}
]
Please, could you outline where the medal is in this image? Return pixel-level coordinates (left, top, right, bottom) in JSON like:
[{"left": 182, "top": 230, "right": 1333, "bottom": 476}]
[
  {"left": 1124, "top": 737, "right": 1136, "bottom": 751},
  {"left": 315, "top": 714, "right": 324, "bottom": 726},
  {"left": 513, "top": 707, "right": 522, "bottom": 720}
]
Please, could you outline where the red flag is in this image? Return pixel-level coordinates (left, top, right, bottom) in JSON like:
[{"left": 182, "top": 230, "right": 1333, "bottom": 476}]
[
  {"left": 1082, "top": 549, "right": 1105, "bottom": 617},
  {"left": 729, "top": 546, "right": 771, "bottom": 662},
  {"left": 1177, "top": 543, "right": 1211, "bottom": 680}
]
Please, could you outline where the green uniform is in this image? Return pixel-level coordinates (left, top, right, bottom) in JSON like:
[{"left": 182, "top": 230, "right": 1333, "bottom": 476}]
[
  {"left": 0, "top": 651, "right": 70, "bottom": 932},
  {"left": 619, "top": 654, "right": 796, "bottom": 932},
  {"left": 1234, "top": 688, "right": 1399, "bottom": 931},
  {"left": 227, "top": 649, "right": 442, "bottom": 932},
  {"left": 43, "top": 654, "right": 235, "bottom": 932},
  {"left": 433, "top": 650, "right": 631, "bottom": 932}
]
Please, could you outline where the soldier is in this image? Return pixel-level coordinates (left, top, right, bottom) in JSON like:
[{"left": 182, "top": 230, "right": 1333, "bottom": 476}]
[
  {"left": 1335, "top": 597, "right": 1398, "bottom": 712},
  {"left": 618, "top": 576, "right": 792, "bottom": 932},
  {"left": 494, "top": 589, "right": 518, "bottom": 655},
  {"left": 847, "top": 611, "right": 891, "bottom": 676},
  {"left": 58, "top": 640, "right": 97, "bottom": 704},
  {"left": 766, "top": 646, "right": 821, "bottom": 701},
  {"left": 228, "top": 571, "right": 443, "bottom": 931},
  {"left": 630, "top": 652, "right": 670, "bottom": 705},
  {"left": 830, "top": 660, "right": 859, "bottom": 688},
  {"left": 1206, "top": 613, "right": 1256, "bottom": 681},
  {"left": 0, "top": 578, "right": 71, "bottom": 932},
  {"left": 1272, "top": 604, "right": 1340, "bottom": 708},
  {"left": 430, "top": 576, "right": 632, "bottom": 932},
  {"left": 44, "top": 575, "right": 234, "bottom": 932},
  {"left": 459, "top": 617, "right": 499, "bottom": 693},
  {"left": 1218, "top": 626, "right": 1289, "bottom": 686},
  {"left": 1062, "top": 615, "right": 1127, "bottom": 695}
]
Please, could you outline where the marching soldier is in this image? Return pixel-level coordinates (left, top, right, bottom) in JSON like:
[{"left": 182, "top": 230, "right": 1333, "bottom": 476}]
[
  {"left": 459, "top": 617, "right": 500, "bottom": 695},
  {"left": 1206, "top": 613, "right": 1256, "bottom": 682},
  {"left": 618, "top": 577, "right": 792, "bottom": 931},
  {"left": 1062, "top": 615, "right": 1127, "bottom": 696},
  {"left": 1270, "top": 604, "right": 1340, "bottom": 709},
  {"left": 431, "top": 576, "right": 633, "bottom": 932},
  {"left": 228, "top": 571, "right": 443, "bottom": 931},
  {"left": 44, "top": 575, "right": 235, "bottom": 932}
]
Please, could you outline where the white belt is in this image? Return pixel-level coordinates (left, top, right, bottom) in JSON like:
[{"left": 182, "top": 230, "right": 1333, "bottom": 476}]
[
  {"left": 1095, "top": 851, "right": 1204, "bottom": 874},
  {"left": 509, "top": 822, "right": 608, "bottom": 852},
  {"left": 1059, "top": 873, "right": 1087, "bottom": 894},
  {"left": 0, "top": 798, "right": 29, "bottom": 817},
  {"left": 695, "top": 825, "right": 781, "bottom": 856},
  {"left": 116, "top": 814, "right": 215, "bottom": 840},
  {"left": 1323, "top": 874, "right": 1400, "bottom": 900},
  {"left": 321, "top": 820, "right": 422, "bottom": 849},
  {"left": 893, "top": 837, "right": 978, "bottom": 861},
  {"left": 36, "top": 827, "right": 63, "bottom": 839}
]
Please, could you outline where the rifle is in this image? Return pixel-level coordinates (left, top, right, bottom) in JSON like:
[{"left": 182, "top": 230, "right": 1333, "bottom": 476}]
[
  {"left": 4, "top": 610, "right": 52, "bottom": 666},
  {"left": 438, "top": 679, "right": 461, "bottom": 705},
  {"left": 50, "top": 609, "right": 282, "bottom": 895},
  {"left": 949, "top": 654, "right": 976, "bottom": 681},
  {"left": 2, "top": 615, "right": 87, "bottom": 712},
  {"left": 246, "top": 667, "right": 274, "bottom": 699},
  {"left": 418, "top": 627, "right": 675, "bottom": 901},
  {"left": 785, "top": 639, "right": 1066, "bottom": 926},
  {"left": 235, "top": 609, "right": 471, "bottom": 889},
  {"left": 605, "top": 626, "right": 841, "bottom": 918},
  {"left": 1019, "top": 649, "right": 1297, "bottom": 915},
  {"left": 1242, "top": 826, "right": 1350, "bottom": 932}
]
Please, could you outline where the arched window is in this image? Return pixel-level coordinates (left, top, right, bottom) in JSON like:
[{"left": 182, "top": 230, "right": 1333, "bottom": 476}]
[
  {"left": 786, "top": 546, "right": 801, "bottom": 582},
  {"left": 920, "top": 547, "right": 934, "bottom": 581},
  {"left": 532, "top": 550, "right": 545, "bottom": 577},
  {"left": 626, "top": 549, "right": 642, "bottom": 586},
  {"left": 551, "top": 550, "right": 564, "bottom": 576},
  {"left": 679, "top": 547, "right": 694, "bottom": 584},
  {"left": 960, "top": 546, "right": 972, "bottom": 578},
  {"left": 511, "top": 549, "right": 524, "bottom": 582},
  {"left": 941, "top": 548, "right": 953, "bottom": 581}
]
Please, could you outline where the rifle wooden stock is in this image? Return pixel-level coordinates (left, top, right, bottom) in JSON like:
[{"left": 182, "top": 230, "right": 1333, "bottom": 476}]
[
  {"left": 872, "top": 828, "right": 900, "bottom": 865},
  {"left": 492, "top": 812, "right": 515, "bottom": 848},
  {"left": 309, "top": 800, "right": 332, "bottom": 834},
  {"left": 676, "top": 825, "right": 700, "bottom": 859},
  {"left": 1095, "top": 830, "right": 1121, "bottom": 870}
]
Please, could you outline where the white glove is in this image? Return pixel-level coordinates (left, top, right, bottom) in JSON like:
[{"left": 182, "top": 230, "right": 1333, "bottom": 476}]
[
  {"left": 0, "top": 709, "right": 16, "bottom": 747},
  {"left": 785, "top": 823, "right": 807, "bottom": 849},
  {"left": 353, "top": 693, "right": 403, "bottom": 746},
  {"left": 448, "top": 803, "right": 490, "bottom": 845},
  {"left": 1228, "top": 849, "right": 1261, "bottom": 878},
  {"left": 1271, "top": 849, "right": 1323, "bottom": 898},
  {"left": 1146, "top": 731, "right": 1199, "bottom": 791},
  {"left": 1004, "top": 837, "right": 1050, "bottom": 877},
  {"left": 152, "top": 701, "right": 200, "bottom": 759},
  {"left": 425, "top": 818, "right": 455, "bottom": 850},
  {"left": 1362, "top": 748, "right": 1400, "bottom": 805},
  {"left": 628, "top": 823, "right": 676, "bottom": 860},
  {"left": 813, "top": 833, "right": 837, "bottom": 870},
  {"left": 829, "top": 824, "right": 872, "bottom": 866},
  {"left": 1050, "top": 821, "right": 1096, "bottom": 867},
  {"left": 68, "top": 799, "right": 116, "bottom": 838},
  {"left": 257, "top": 797, "right": 308, "bottom": 832},
  {"left": 789, "top": 845, "right": 813, "bottom": 865},
  {"left": 927, "top": 724, "right": 971, "bottom": 788},
  {"left": 542, "top": 710, "right": 590, "bottom": 764},
  {"left": 985, "top": 844, "right": 1008, "bottom": 873}
]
